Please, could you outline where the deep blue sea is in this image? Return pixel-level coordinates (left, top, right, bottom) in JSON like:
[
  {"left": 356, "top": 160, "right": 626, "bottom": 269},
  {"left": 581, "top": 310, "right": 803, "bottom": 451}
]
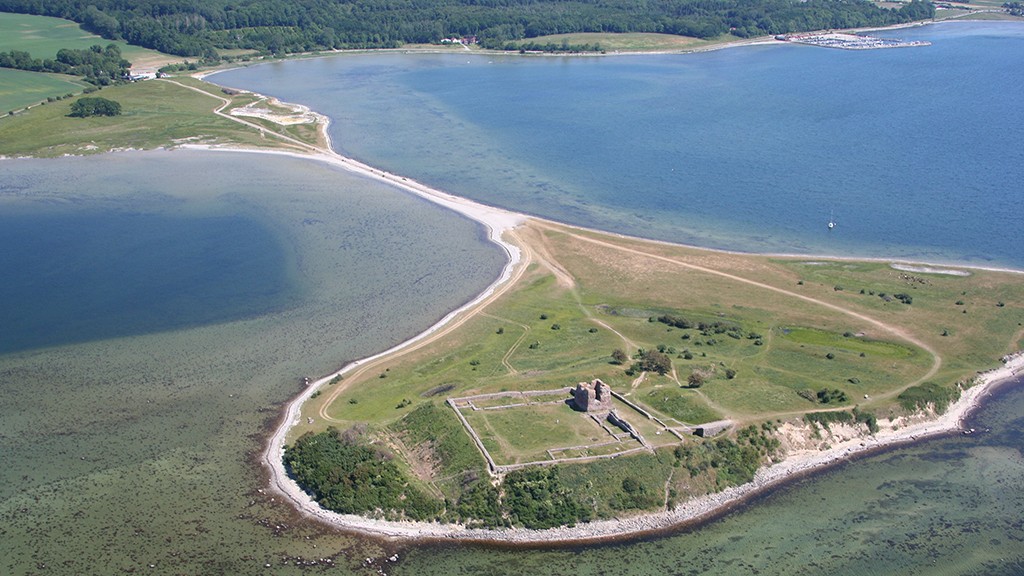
[{"left": 214, "top": 21, "right": 1024, "bottom": 269}]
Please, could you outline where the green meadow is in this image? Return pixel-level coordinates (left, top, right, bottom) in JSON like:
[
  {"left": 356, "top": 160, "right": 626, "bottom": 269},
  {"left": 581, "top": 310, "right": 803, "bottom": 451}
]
[
  {"left": 0, "top": 12, "right": 175, "bottom": 69},
  {"left": 293, "top": 219, "right": 1024, "bottom": 520},
  {"left": 0, "top": 67, "right": 83, "bottom": 112},
  {"left": 0, "top": 76, "right": 321, "bottom": 157},
  {"left": 0, "top": 12, "right": 183, "bottom": 114}
]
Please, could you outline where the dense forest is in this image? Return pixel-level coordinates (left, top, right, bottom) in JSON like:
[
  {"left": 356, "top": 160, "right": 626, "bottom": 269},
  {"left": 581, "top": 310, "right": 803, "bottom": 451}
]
[{"left": 1, "top": 0, "right": 936, "bottom": 58}]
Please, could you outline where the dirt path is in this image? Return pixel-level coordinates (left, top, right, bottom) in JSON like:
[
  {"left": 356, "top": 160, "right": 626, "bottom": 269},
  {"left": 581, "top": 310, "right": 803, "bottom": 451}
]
[
  {"left": 630, "top": 371, "right": 647, "bottom": 391},
  {"left": 588, "top": 318, "right": 638, "bottom": 353},
  {"left": 481, "top": 312, "right": 531, "bottom": 376},
  {"left": 535, "top": 221, "right": 943, "bottom": 398},
  {"left": 160, "top": 78, "right": 320, "bottom": 151}
]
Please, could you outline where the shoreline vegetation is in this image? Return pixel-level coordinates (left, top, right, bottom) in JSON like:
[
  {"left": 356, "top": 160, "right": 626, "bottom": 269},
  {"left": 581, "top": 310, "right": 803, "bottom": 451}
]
[{"left": 4, "top": 20, "right": 1024, "bottom": 545}]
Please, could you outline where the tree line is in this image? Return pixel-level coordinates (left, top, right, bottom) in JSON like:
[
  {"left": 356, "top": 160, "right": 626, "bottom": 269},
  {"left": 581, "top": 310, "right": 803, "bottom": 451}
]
[
  {"left": 0, "top": 0, "right": 936, "bottom": 58},
  {"left": 0, "top": 43, "right": 131, "bottom": 84}
]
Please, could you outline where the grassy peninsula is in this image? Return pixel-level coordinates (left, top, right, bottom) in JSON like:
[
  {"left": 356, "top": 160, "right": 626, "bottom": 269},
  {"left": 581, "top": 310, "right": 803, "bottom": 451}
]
[{"left": 288, "top": 219, "right": 1024, "bottom": 532}]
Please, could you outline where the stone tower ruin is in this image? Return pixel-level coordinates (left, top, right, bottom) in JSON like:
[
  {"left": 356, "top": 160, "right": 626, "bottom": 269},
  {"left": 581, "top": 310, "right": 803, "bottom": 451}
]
[{"left": 572, "top": 379, "right": 613, "bottom": 412}]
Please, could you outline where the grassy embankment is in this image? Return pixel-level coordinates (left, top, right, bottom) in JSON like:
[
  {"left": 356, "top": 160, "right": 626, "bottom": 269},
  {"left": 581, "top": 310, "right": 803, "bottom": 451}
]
[{"left": 299, "top": 220, "right": 1023, "bottom": 521}]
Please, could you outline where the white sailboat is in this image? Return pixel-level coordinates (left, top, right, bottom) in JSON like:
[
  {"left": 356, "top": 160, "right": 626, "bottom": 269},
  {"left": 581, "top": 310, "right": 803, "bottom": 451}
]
[{"left": 828, "top": 210, "right": 836, "bottom": 230}]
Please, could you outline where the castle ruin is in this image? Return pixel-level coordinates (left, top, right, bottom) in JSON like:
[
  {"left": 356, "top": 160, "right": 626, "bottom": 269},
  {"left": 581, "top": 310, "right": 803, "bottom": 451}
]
[{"left": 572, "top": 379, "right": 613, "bottom": 412}]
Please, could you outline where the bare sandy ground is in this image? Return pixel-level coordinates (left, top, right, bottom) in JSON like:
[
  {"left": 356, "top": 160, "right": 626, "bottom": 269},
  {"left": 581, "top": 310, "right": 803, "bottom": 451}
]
[{"left": 891, "top": 263, "right": 972, "bottom": 276}]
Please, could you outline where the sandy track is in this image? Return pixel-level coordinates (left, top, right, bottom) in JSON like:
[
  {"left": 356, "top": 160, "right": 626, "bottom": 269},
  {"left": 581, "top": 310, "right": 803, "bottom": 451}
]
[{"left": 481, "top": 312, "right": 531, "bottom": 377}]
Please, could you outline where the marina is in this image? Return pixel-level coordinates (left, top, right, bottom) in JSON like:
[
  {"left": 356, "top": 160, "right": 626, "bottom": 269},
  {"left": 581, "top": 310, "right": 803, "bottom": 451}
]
[{"left": 780, "top": 32, "right": 931, "bottom": 49}]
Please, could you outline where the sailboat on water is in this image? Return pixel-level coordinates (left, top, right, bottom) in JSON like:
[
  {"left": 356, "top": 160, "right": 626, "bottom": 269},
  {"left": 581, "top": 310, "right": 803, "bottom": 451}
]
[{"left": 828, "top": 210, "right": 837, "bottom": 230}]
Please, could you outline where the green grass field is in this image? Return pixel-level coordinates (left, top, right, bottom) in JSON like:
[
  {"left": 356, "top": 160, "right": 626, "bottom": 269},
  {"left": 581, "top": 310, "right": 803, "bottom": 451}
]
[
  {"left": 312, "top": 230, "right": 1020, "bottom": 433},
  {"left": 0, "top": 13, "right": 190, "bottom": 114},
  {"left": 0, "top": 67, "right": 83, "bottom": 112},
  {"left": 463, "top": 403, "right": 606, "bottom": 465},
  {"left": 0, "top": 13, "right": 177, "bottom": 69},
  {"left": 0, "top": 77, "right": 317, "bottom": 157}
]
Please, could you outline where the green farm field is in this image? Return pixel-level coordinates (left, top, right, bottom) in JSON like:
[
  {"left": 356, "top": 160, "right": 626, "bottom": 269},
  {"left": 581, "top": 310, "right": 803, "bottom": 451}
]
[
  {"left": 518, "top": 31, "right": 747, "bottom": 52},
  {"left": 0, "top": 12, "right": 178, "bottom": 70},
  {"left": 0, "top": 67, "right": 83, "bottom": 112}
]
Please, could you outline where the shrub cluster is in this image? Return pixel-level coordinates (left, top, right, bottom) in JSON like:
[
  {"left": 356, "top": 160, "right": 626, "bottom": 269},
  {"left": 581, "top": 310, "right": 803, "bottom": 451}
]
[
  {"left": 898, "top": 381, "right": 961, "bottom": 413},
  {"left": 674, "top": 425, "right": 780, "bottom": 488},
  {"left": 610, "top": 476, "right": 660, "bottom": 511},
  {"left": 458, "top": 467, "right": 591, "bottom": 529},
  {"left": 626, "top": 348, "right": 672, "bottom": 376},
  {"left": 284, "top": 427, "right": 441, "bottom": 520},
  {"left": 803, "top": 408, "right": 878, "bottom": 434},
  {"left": 69, "top": 96, "right": 121, "bottom": 117},
  {"left": 798, "top": 387, "right": 849, "bottom": 404}
]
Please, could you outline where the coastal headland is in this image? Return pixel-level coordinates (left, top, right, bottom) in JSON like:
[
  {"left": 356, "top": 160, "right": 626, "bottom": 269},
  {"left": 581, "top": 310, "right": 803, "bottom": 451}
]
[
  {"left": 180, "top": 83, "right": 1019, "bottom": 542},
  {"left": 260, "top": 184, "right": 1024, "bottom": 542}
]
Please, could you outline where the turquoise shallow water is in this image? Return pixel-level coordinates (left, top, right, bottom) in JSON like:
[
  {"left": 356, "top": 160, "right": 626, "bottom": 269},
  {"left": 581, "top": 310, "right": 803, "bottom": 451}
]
[{"left": 214, "top": 21, "right": 1024, "bottom": 269}]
